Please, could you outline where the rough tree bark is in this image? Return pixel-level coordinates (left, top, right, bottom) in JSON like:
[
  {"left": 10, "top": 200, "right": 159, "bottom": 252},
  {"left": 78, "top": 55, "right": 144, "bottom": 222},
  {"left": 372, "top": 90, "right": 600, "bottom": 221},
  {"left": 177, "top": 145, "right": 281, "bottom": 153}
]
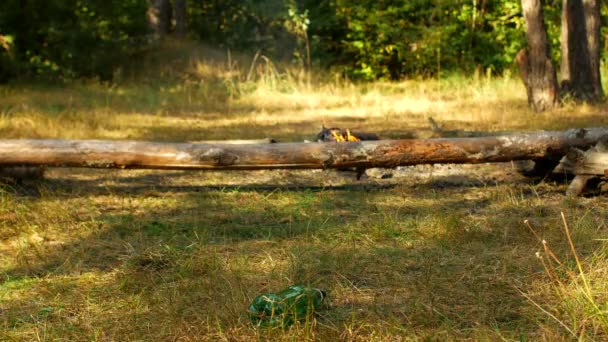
[
  {"left": 518, "top": 0, "right": 559, "bottom": 112},
  {"left": 0, "top": 128, "right": 606, "bottom": 170},
  {"left": 560, "top": 0, "right": 603, "bottom": 101},
  {"left": 173, "top": 0, "right": 187, "bottom": 38}
]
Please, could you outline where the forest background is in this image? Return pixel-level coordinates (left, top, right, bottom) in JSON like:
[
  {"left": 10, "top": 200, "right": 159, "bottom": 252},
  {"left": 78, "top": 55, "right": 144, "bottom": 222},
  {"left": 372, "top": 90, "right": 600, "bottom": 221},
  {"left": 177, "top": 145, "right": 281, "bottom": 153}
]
[{"left": 2, "top": 0, "right": 603, "bottom": 83}]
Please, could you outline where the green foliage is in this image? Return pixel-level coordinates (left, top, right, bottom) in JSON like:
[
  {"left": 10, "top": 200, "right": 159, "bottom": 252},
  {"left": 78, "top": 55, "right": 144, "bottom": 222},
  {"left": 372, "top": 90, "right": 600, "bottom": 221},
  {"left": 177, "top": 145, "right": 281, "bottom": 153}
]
[
  {"left": 0, "top": 0, "right": 596, "bottom": 82},
  {"left": 0, "top": 0, "right": 148, "bottom": 80},
  {"left": 311, "top": 0, "right": 528, "bottom": 80},
  {"left": 0, "top": 33, "right": 17, "bottom": 82},
  {"left": 188, "top": 0, "right": 291, "bottom": 56}
]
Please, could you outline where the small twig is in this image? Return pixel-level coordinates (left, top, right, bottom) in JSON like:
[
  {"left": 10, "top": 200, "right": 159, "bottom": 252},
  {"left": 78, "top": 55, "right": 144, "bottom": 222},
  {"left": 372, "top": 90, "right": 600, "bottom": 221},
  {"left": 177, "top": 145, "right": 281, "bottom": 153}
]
[
  {"left": 427, "top": 117, "right": 442, "bottom": 133},
  {"left": 560, "top": 212, "right": 592, "bottom": 298}
]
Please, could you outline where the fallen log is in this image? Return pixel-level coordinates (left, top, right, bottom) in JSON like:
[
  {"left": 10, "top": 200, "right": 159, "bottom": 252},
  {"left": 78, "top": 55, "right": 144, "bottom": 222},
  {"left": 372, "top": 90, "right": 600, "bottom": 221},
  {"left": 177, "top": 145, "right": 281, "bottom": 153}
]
[
  {"left": 188, "top": 138, "right": 276, "bottom": 144},
  {"left": 0, "top": 128, "right": 606, "bottom": 170}
]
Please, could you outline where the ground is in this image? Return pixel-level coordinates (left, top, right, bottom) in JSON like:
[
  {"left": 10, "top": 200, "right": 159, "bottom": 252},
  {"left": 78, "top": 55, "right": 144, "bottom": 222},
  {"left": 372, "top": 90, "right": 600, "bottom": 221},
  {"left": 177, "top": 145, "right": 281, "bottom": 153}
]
[{"left": 1, "top": 50, "right": 608, "bottom": 340}]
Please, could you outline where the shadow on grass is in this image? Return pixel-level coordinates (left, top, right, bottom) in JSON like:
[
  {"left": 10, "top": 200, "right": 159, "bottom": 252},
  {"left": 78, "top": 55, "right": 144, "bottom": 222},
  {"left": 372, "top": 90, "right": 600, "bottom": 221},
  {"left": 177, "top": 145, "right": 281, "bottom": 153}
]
[
  {"left": 3, "top": 175, "right": 587, "bottom": 339},
  {"left": 0, "top": 165, "right": 533, "bottom": 200}
]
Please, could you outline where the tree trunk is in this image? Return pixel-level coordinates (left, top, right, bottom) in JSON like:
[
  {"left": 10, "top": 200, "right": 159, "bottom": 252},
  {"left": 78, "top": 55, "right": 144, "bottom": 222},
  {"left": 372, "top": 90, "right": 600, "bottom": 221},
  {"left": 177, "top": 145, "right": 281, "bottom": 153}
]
[
  {"left": 518, "top": 0, "right": 559, "bottom": 112},
  {"left": 560, "top": 0, "right": 603, "bottom": 101},
  {"left": 147, "top": 0, "right": 172, "bottom": 38},
  {"left": 0, "top": 34, "right": 9, "bottom": 51},
  {"left": 173, "top": 0, "right": 187, "bottom": 38},
  {"left": 0, "top": 128, "right": 605, "bottom": 170}
]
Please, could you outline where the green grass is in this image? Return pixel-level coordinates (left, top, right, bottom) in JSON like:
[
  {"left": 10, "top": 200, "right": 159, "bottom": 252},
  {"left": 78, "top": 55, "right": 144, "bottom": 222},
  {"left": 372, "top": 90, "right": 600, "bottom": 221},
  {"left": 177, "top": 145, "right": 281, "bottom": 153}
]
[{"left": 1, "top": 44, "right": 608, "bottom": 340}]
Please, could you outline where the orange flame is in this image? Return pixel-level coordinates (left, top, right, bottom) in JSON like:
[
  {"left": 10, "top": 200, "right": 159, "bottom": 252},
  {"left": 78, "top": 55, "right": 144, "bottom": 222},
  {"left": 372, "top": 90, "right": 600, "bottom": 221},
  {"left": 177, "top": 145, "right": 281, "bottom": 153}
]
[
  {"left": 330, "top": 129, "right": 360, "bottom": 142},
  {"left": 331, "top": 130, "right": 344, "bottom": 142},
  {"left": 345, "top": 129, "right": 360, "bottom": 142}
]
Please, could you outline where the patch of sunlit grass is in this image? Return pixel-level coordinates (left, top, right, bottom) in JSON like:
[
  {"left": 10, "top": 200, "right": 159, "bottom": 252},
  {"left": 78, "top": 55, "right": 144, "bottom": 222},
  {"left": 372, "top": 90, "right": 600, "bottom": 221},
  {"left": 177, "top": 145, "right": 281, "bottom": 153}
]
[{"left": 2, "top": 45, "right": 608, "bottom": 143}]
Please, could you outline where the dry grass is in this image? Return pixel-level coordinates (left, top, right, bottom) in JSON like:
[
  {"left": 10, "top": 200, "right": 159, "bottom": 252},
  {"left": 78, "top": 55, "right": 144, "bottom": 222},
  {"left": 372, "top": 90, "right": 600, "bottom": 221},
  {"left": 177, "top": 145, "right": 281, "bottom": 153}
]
[{"left": 1, "top": 42, "right": 608, "bottom": 340}]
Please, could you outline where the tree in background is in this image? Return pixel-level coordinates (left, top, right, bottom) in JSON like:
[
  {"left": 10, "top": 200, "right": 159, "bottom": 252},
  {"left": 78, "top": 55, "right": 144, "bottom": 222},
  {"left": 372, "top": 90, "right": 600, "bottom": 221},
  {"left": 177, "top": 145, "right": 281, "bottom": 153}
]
[
  {"left": 148, "top": 0, "right": 170, "bottom": 37},
  {"left": 174, "top": 0, "right": 187, "bottom": 38},
  {"left": 0, "top": 0, "right": 604, "bottom": 84},
  {"left": 311, "top": 0, "right": 527, "bottom": 80},
  {"left": 0, "top": 33, "right": 15, "bottom": 82},
  {"left": 0, "top": 0, "right": 149, "bottom": 80},
  {"left": 519, "top": 0, "right": 603, "bottom": 111},
  {"left": 0, "top": 34, "right": 9, "bottom": 51},
  {"left": 148, "top": 0, "right": 187, "bottom": 38},
  {"left": 560, "top": 0, "right": 603, "bottom": 101},
  {"left": 517, "top": 0, "right": 559, "bottom": 111}
]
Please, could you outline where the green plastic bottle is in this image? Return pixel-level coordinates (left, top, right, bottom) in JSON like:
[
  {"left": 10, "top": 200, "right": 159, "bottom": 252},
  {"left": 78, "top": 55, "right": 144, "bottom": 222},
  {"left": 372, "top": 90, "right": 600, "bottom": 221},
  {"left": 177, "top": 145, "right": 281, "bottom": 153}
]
[{"left": 248, "top": 285, "right": 327, "bottom": 328}]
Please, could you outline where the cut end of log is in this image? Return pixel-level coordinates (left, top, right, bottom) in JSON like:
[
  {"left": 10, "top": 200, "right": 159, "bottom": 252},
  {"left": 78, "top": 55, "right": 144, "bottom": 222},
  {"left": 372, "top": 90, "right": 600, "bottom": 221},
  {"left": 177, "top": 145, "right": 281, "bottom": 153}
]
[
  {"left": 554, "top": 138, "right": 608, "bottom": 196},
  {"left": 566, "top": 175, "right": 594, "bottom": 197}
]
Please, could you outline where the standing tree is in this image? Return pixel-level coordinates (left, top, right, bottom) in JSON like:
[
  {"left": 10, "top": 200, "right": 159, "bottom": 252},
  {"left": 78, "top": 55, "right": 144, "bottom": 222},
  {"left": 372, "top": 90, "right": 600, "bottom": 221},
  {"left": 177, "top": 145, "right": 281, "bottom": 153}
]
[
  {"left": 173, "top": 0, "right": 187, "bottom": 38},
  {"left": 148, "top": 0, "right": 187, "bottom": 39},
  {"left": 148, "top": 0, "right": 171, "bottom": 38},
  {"left": 519, "top": 0, "right": 603, "bottom": 110},
  {"left": 560, "top": 0, "right": 603, "bottom": 101},
  {"left": 517, "top": 0, "right": 559, "bottom": 112}
]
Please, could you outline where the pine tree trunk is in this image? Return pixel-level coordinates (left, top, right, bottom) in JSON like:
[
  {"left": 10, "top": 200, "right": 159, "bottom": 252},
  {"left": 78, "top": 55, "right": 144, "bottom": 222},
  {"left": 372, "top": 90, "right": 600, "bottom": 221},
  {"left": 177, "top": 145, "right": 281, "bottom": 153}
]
[
  {"left": 147, "top": 0, "right": 171, "bottom": 38},
  {"left": 560, "top": 0, "right": 603, "bottom": 101},
  {"left": 159, "top": 0, "right": 172, "bottom": 36},
  {"left": 518, "top": 0, "right": 559, "bottom": 112},
  {"left": 173, "top": 0, "right": 187, "bottom": 38}
]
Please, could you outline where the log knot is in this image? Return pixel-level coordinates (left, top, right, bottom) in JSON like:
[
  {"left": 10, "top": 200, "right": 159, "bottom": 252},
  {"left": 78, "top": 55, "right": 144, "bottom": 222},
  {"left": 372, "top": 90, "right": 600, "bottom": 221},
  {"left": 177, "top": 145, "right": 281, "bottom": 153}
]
[
  {"left": 575, "top": 128, "right": 587, "bottom": 139},
  {"left": 565, "top": 148, "right": 585, "bottom": 163},
  {"left": 197, "top": 148, "right": 238, "bottom": 166},
  {"left": 85, "top": 159, "right": 117, "bottom": 168},
  {"left": 321, "top": 151, "right": 335, "bottom": 168},
  {"left": 595, "top": 135, "right": 608, "bottom": 152}
]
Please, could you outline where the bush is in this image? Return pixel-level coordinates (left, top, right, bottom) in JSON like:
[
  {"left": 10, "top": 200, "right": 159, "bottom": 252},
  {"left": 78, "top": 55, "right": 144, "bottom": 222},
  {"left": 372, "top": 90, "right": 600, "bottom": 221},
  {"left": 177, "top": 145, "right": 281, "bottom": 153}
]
[{"left": 0, "top": 0, "right": 148, "bottom": 81}]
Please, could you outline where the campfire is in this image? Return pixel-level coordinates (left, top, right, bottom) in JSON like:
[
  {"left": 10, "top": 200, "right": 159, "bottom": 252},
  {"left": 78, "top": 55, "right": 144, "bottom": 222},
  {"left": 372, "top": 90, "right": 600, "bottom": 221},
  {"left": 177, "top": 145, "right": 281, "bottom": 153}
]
[
  {"left": 316, "top": 126, "right": 380, "bottom": 143},
  {"left": 331, "top": 129, "right": 360, "bottom": 142},
  {"left": 315, "top": 126, "right": 381, "bottom": 180}
]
